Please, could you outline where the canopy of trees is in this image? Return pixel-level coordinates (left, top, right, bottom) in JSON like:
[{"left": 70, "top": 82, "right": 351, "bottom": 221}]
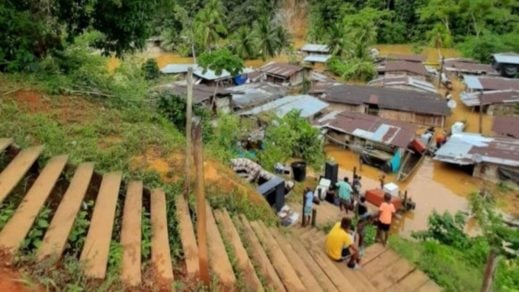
[{"left": 309, "top": 0, "right": 519, "bottom": 62}]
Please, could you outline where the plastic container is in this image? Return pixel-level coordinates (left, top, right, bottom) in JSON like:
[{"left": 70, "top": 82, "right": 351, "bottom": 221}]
[{"left": 291, "top": 161, "right": 307, "bottom": 182}]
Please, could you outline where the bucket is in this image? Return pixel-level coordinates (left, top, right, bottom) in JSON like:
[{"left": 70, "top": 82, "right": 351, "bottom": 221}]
[{"left": 291, "top": 161, "right": 307, "bottom": 182}]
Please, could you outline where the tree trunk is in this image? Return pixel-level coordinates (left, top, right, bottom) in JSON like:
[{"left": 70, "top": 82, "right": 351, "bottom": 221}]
[
  {"left": 481, "top": 249, "right": 498, "bottom": 292},
  {"left": 184, "top": 67, "right": 194, "bottom": 196},
  {"left": 193, "top": 118, "right": 210, "bottom": 285}
]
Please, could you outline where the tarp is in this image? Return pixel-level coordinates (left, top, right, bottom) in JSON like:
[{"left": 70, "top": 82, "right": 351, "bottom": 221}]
[{"left": 390, "top": 150, "right": 401, "bottom": 172}]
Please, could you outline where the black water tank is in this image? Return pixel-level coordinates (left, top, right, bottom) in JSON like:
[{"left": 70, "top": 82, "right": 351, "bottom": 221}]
[
  {"left": 325, "top": 161, "right": 338, "bottom": 186},
  {"left": 291, "top": 161, "right": 307, "bottom": 182}
]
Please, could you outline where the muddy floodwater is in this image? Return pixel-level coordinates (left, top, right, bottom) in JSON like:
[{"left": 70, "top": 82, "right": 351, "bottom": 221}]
[{"left": 325, "top": 145, "right": 474, "bottom": 237}]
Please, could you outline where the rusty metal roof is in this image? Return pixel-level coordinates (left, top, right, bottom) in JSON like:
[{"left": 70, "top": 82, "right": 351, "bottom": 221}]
[
  {"left": 368, "top": 76, "right": 437, "bottom": 93},
  {"left": 260, "top": 62, "right": 304, "bottom": 78},
  {"left": 387, "top": 54, "right": 425, "bottom": 63},
  {"left": 319, "top": 111, "right": 416, "bottom": 148},
  {"left": 381, "top": 60, "right": 428, "bottom": 76},
  {"left": 464, "top": 75, "right": 519, "bottom": 91},
  {"left": 322, "top": 84, "right": 450, "bottom": 116},
  {"left": 480, "top": 90, "right": 519, "bottom": 105},
  {"left": 492, "top": 116, "right": 519, "bottom": 138},
  {"left": 444, "top": 59, "right": 496, "bottom": 74},
  {"left": 434, "top": 133, "right": 519, "bottom": 167}
]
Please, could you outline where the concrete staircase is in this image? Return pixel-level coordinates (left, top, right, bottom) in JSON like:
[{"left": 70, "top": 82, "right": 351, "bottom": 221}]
[{"left": 0, "top": 138, "right": 441, "bottom": 291}]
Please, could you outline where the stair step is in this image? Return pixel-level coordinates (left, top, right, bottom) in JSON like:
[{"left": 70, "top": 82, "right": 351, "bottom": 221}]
[
  {"left": 0, "top": 138, "right": 13, "bottom": 153},
  {"left": 205, "top": 201, "right": 236, "bottom": 290},
  {"left": 120, "top": 181, "right": 143, "bottom": 286},
  {"left": 214, "top": 209, "right": 263, "bottom": 292},
  {"left": 236, "top": 215, "right": 285, "bottom": 292},
  {"left": 80, "top": 172, "right": 122, "bottom": 279},
  {"left": 38, "top": 162, "right": 94, "bottom": 261},
  {"left": 332, "top": 260, "right": 377, "bottom": 292},
  {"left": 304, "top": 243, "right": 356, "bottom": 292},
  {"left": 362, "top": 249, "right": 400, "bottom": 279},
  {"left": 174, "top": 195, "right": 199, "bottom": 278},
  {"left": 370, "top": 257, "right": 415, "bottom": 290},
  {"left": 250, "top": 220, "right": 306, "bottom": 292},
  {"left": 150, "top": 189, "right": 174, "bottom": 284},
  {"left": 269, "top": 228, "right": 322, "bottom": 292},
  {"left": 388, "top": 269, "right": 429, "bottom": 292},
  {"left": 0, "top": 145, "right": 44, "bottom": 204},
  {"left": 286, "top": 233, "right": 339, "bottom": 292},
  {"left": 362, "top": 243, "right": 387, "bottom": 264},
  {"left": 416, "top": 280, "right": 442, "bottom": 292},
  {"left": 0, "top": 155, "right": 68, "bottom": 253}
]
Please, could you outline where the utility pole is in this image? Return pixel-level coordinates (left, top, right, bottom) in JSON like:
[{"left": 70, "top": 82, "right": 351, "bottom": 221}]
[
  {"left": 479, "top": 91, "right": 484, "bottom": 134},
  {"left": 193, "top": 118, "right": 209, "bottom": 285},
  {"left": 438, "top": 56, "right": 445, "bottom": 88},
  {"left": 184, "top": 67, "right": 193, "bottom": 197}
]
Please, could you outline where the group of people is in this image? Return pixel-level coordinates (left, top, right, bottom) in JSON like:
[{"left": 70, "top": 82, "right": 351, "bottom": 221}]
[{"left": 325, "top": 192, "right": 396, "bottom": 269}]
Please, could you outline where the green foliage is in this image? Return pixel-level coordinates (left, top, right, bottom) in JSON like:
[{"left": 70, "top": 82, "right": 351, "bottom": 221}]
[
  {"left": 142, "top": 58, "right": 160, "bottom": 80},
  {"left": 67, "top": 200, "right": 94, "bottom": 255},
  {"left": 259, "top": 111, "right": 324, "bottom": 171},
  {"left": 327, "top": 57, "right": 376, "bottom": 82},
  {"left": 412, "top": 211, "right": 469, "bottom": 249},
  {"left": 198, "top": 48, "right": 244, "bottom": 77},
  {"left": 193, "top": 0, "right": 227, "bottom": 49},
  {"left": 141, "top": 210, "right": 152, "bottom": 261},
  {"left": 21, "top": 205, "right": 52, "bottom": 252},
  {"left": 155, "top": 93, "right": 213, "bottom": 141},
  {"left": 0, "top": 201, "right": 16, "bottom": 229},
  {"left": 458, "top": 32, "right": 519, "bottom": 63}
]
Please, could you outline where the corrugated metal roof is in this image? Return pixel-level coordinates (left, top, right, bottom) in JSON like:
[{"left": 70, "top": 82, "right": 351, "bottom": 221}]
[
  {"left": 460, "top": 91, "right": 481, "bottom": 107},
  {"left": 368, "top": 76, "right": 437, "bottom": 93},
  {"left": 226, "top": 82, "right": 286, "bottom": 109},
  {"left": 463, "top": 75, "right": 519, "bottom": 91},
  {"left": 434, "top": 133, "right": 519, "bottom": 167},
  {"left": 319, "top": 111, "right": 416, "bottom": 148},
  {"left": 155, "top": 83, "right": 230, "bottom": 103},
  {"left": 304, "top": 54, "right": 331, "bottom": 63},
  {"left": 322, "top": 84, "right": 450, "bottom": 116},
  {"left": 301, "top": 44, "right": 329, "bottom": 53},
  {"left": 493, "top": 53, "right": 519, "bottom": 65},
  {"left": 193, "top": 67, "right": 232, "bottom": 81},
  {"left": 239, "top": 95, "right": 329, "bottom": 118},
  {"left": 493, "top": 116, "right": 519, "bottom": 138},
  {"left": 160, "top": 64, "right": 198, "bottom": 74},
  {"left": 381, "top": 60, "right": 428, "bottom": 76},
  {"left": 387, "top": 54, "right": 425, "bottom": 63},
  {"left": 260, "top": 62, "right": 304, "bottom": 78},
  {"left": 444, "top": 59, "right": 495, "bottom": 74}
]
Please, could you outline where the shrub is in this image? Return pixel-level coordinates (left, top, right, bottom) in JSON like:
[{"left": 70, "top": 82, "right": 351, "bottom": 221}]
[{"left": 142, "top": 58, "right": 160, "bottom": 80}]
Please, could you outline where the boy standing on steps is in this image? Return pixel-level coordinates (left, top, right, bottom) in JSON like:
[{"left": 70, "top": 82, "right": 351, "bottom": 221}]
[
  {"left": 303, "top": 187, "right": 314, "bottom": 226},
  {"left": 375, "top": 193, "right": 396, "bottom": 246},
  {"left": 325, "top": 217, "right": 360, "bottom": 269}
]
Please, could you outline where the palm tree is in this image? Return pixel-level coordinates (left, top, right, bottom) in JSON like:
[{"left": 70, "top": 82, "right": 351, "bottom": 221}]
[
  {"left": 194, "top": 0, "right": 227, "bottom": 50},
  {"left": 232, "top": 27, "right": 258, "bottom": 59},
  {"left": 254, "top": 16, "right": 290, "bottom": 59}
]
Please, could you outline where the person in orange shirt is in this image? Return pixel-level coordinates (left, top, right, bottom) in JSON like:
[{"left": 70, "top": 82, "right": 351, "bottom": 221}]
[{"left": 375, "top": 193, "right": 396, "bottom": 246}]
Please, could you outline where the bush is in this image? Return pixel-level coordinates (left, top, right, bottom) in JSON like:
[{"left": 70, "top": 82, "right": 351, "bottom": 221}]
[
  {"left": 142, "top": 58, "right": 160, "bottom": 80},
  {"left": 259, "top": 111, "right": 324, "bottom": 170}
]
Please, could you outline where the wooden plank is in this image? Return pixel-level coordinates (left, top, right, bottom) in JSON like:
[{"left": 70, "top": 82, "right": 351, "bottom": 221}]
[
  {"left": 120, "top": 181, "right": 143, "bottom": 287},
  {"left": 362, "top": 243, "right": 387, "bottom": 264},
  {"left": 0, "top": 145, "right": 44, "bottom": 204},
  {"left": 0, "top": 155, "right": 67, "bottom": 253},
  {"left": 205, "top": 202, "right": 236, "bottom": 290},
  {"left": 38, "top": 163, "right": 94, "bottom": 261},
  {"left": 394, "top": 269, "right": 430, "bottom": 292},
  {"left": 362, "top": 249, "right": 400, "bottom": 278},
  {"left": 214, "top": 209, "right": 263, "bottom": 292},
  {"left": 0, "top": 138, "right": 13, "bottom": 153},
  {"left": 370, "top": 258, "right": 415, "bottom": 290},
  {"left": 416, "top": 280, "right": 442, "bottom": 292},
  {"left": 250, "top": 220, "right": 306, "bottom": 292},
  {"left": 269, "top": 228, "right": 322, "bottom": 292},
  {"left": 174, "top": 195, "right": 199, "bottom": 278},
  {"left": 236, "top": 215, "right": 286, "bottom": 292},
  {"left": 150, "top": 189, "right": 174, "bottom": 284},
  {"left": 306, "top": 244, "right": 356, "bottom": 292},
  {"left": 287, "top": 234, "right": 339, "bottom": 292},
  {"left": 333, "top": 260, "right": 378, "bottom": 292},
  {"left": 80, "top": 172, "right": 122, "bottom": 279}
]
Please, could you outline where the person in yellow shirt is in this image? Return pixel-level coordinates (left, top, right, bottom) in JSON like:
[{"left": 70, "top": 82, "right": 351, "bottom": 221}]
[{"left": 325, "top": 217, "right": 360, "bottom": 269}]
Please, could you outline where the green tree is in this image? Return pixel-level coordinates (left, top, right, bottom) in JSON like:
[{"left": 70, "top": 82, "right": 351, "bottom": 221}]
[
  {"left": 254, "top": 15, "right": 291, "bottom": 60},
  {"left": 198, "top": 48, "right": 244, "bottom": 113},
  {"left": 231, "top": 27, "right": 258, "bottom": 60},
  {"left": 194, "top": 0, "right": 227, "bottom": 50},
  {"left": 419, "top": 0, "right": 459, "bottom": 44},
  {"left": 469, "top": 192, "right": 519, "bottom": 292},
  {"left": 142, "top": 58, "right": 160, "bottom": 80}
]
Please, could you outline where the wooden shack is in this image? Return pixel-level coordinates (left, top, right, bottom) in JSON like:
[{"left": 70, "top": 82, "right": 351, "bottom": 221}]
[{"left": 259, "top": 62, "right": 307, "bottom": 87}]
